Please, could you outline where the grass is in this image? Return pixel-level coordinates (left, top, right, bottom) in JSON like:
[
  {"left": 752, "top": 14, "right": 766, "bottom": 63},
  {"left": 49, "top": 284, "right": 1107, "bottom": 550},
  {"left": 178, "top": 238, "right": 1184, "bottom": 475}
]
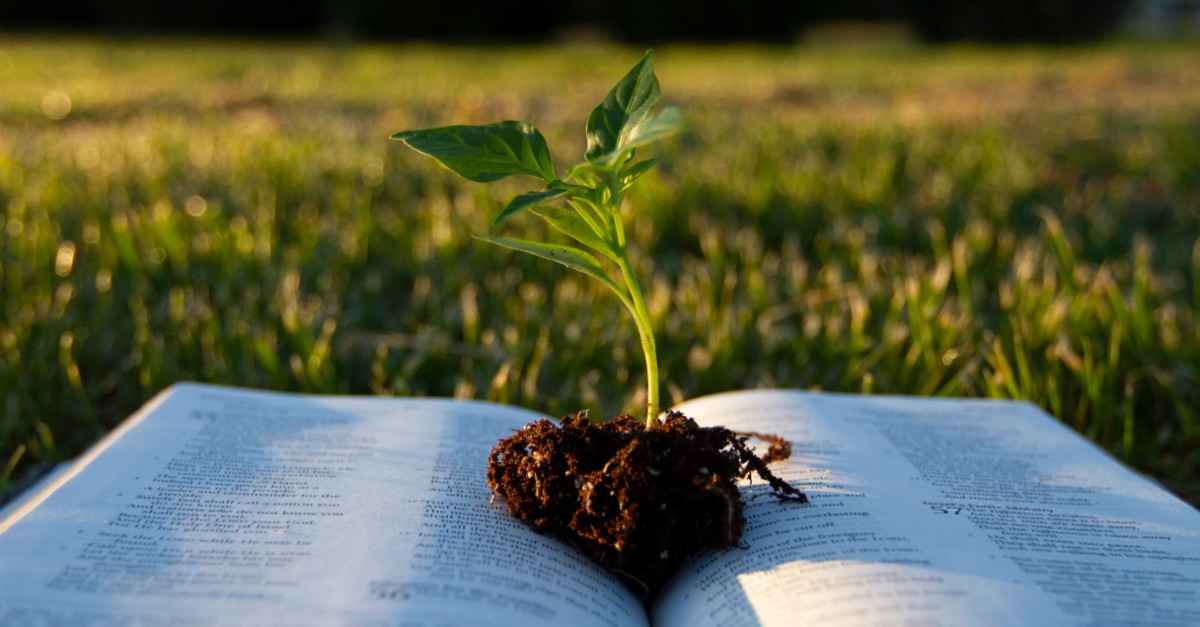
[{"left": 0, "top": 37, "right": 1198, "bottom": 505}]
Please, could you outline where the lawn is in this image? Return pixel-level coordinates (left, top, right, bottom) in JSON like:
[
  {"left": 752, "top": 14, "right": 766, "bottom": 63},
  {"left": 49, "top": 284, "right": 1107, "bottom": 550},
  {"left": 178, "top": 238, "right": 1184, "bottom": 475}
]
[{"left": 1, "top": 38, "right": 1198, "bottom": 504}]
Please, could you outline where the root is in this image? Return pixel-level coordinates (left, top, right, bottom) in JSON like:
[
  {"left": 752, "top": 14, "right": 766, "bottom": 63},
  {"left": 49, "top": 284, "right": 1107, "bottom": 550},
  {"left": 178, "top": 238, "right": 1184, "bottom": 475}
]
[
  {"left": 729, "top": 435, "right": 809, "bottom": 504},
  {"left": 734, "top": 430, "right": 793, "bottom": 465}
]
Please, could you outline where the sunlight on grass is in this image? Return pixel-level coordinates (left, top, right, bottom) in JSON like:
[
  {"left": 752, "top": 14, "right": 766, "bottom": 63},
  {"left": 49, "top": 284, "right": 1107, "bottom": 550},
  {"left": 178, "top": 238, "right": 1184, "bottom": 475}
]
[{"left": 0, "top": 38, "right": 1197, "bottom": 503}]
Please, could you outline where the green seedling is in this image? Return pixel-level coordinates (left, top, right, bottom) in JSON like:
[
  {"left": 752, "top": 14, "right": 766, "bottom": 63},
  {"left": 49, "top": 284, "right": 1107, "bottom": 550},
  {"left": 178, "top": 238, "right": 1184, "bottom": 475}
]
[{"left": 391, "top": 50, "right": 685, "bottom": 428}]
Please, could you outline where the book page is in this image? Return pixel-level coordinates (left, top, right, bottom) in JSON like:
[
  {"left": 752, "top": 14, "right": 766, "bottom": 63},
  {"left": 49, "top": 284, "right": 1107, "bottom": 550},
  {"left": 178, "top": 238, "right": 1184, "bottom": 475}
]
[
  {"left": 0, "top": 384, "right": 646, "bottom": 627},
  {"left": 653, "top": 391, "right": 1200, "bottom": 627}
]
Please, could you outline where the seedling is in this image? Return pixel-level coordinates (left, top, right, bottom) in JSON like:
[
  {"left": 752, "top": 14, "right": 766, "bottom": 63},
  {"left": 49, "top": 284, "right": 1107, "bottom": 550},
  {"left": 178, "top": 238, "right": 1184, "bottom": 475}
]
[
  {"left": 391, "top": 50, "right": 683, "bottom": 428},
  {"left": 391, "top": 51, "right": 804, "bottom": 593}
]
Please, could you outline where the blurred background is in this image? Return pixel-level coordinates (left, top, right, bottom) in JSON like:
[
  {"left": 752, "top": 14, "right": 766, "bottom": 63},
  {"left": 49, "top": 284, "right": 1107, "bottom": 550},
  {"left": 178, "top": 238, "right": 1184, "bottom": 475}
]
[{"left": 1, "top": 3, "right": 1198, "bottom": 507}]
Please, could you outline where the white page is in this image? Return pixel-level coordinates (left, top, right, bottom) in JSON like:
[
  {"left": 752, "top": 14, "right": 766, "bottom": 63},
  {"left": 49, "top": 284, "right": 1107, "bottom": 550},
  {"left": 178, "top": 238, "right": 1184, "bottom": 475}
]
[
  {"left": 0, "top": 384, "right": 647, "bottom": 627},
  {"left": 653, "top": 390, "right": 1200, "bottom": 627}
]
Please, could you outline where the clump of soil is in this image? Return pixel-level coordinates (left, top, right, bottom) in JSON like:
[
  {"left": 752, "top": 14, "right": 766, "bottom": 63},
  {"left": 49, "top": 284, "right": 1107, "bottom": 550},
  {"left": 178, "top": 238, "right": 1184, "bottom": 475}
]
[{"left": 487, "top": 410, "right": 807, "bottom": 595}]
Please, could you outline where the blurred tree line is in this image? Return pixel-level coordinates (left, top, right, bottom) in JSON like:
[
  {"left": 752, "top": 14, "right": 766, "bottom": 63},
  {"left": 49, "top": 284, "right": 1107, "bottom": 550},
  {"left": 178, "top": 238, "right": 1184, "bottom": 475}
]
[{"left": 2, "top": 0, "right": 1131, "bottom": 43}]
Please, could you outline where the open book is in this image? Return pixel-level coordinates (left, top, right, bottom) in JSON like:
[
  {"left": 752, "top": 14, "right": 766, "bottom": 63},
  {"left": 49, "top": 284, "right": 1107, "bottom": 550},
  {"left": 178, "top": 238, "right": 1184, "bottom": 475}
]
[{"left": 2, "top": 384, "right": 1198, "bottom": 626}]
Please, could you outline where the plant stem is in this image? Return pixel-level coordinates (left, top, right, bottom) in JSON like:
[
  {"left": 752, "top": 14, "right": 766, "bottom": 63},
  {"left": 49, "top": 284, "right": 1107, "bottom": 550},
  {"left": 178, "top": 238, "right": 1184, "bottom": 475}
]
[
  {"left": 603, "top": 168, "right": 660, "bottom": 428},
  {"left": 616, "top": 254, "right": 659, "bottom": 428}
]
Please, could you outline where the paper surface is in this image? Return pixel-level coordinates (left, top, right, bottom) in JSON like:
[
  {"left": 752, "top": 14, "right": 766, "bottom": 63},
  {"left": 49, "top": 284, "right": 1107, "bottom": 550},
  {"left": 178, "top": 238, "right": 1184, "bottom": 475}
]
[
  {"left": 653, "top": 391, "right": 1200, "bottom": 627},
  {"left": 7, "top": 385, "right": 1198, "bottom": 627},
  {"left": 0, "top": 384, "right": 646, "bottom": 627}
]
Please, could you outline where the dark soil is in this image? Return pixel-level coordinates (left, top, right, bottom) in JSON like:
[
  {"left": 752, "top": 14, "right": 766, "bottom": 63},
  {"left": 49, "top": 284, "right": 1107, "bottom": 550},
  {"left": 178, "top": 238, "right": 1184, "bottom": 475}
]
[{"left": 487, "top": 410, "right": 807, "bottom": 596}]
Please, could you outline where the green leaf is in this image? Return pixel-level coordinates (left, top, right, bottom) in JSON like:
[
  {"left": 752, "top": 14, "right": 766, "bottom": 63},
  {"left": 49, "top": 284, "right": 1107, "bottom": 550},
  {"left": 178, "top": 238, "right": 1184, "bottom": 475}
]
[
  {"left": 494, "top": 188, "right": 576, "bottom": 225},
  {"left": 585, "top": 51, "right": 660, "bottom": 162},
  {"left": 564, "top": 161, "right": 612, "bottom": 182},
  {"left": 624, "top": 107, "right": 687, "bottom": 152},
  {"left": 391, "top": 121, "right": 555, "bottom": 183},
  {"left": 620, "top": 157, "right": 660, "bottom": 189},
  {"left": 531, "top": 205, "right": 617, "bottom": 260},
  {"left": 475, "top": 236, "right": 627, "bottom": 300}
]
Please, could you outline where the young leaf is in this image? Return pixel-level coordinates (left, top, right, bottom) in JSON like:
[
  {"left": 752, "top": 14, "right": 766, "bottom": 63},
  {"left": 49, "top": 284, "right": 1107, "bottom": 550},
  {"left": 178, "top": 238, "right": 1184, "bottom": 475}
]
[
  {"left": 494, "top": 188, "right": 577, "bottom": 225},
  {"left": 620, "top": 157, "right": 660, "bottom": 189},
  {"left": 585, "top": 51, "right": 660, "bottom": 163},
  {"left": 623, "top": 107, "right": 687, "bottom": 152},
  {"left": 475, "top": 236, "right": 628, "bottom": 302},
  {"left": 391, "top": 121, "right": 555, "bottom": 183},
  {"left": 532, "top": 205, "right": 617, "bottom": 260},
  {"left": 564, "top": 161, "right": 614, "bottom": 182}
]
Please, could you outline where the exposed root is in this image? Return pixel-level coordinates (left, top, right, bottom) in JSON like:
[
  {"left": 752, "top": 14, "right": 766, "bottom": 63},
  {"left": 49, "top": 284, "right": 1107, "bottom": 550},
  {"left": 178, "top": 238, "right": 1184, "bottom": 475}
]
[
  {"left": 735, "top": 430, "right": 793, "bottom": 465},
  {"left": 729, "top": 435, "right": 809, "bottom": 504}
]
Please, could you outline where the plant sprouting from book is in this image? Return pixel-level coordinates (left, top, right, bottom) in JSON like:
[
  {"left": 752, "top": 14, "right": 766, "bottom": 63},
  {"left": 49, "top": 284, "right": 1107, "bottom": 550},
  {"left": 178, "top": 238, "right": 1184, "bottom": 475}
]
[{"left": 392, "top": 51, "right": 805, "bottom": 595}]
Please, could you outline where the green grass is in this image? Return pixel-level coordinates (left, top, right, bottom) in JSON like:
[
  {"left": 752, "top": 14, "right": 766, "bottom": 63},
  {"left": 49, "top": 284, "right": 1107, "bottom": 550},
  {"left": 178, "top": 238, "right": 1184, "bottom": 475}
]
[{"left": 1, "top": 38, "right": 1198, "bottom": 504}]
